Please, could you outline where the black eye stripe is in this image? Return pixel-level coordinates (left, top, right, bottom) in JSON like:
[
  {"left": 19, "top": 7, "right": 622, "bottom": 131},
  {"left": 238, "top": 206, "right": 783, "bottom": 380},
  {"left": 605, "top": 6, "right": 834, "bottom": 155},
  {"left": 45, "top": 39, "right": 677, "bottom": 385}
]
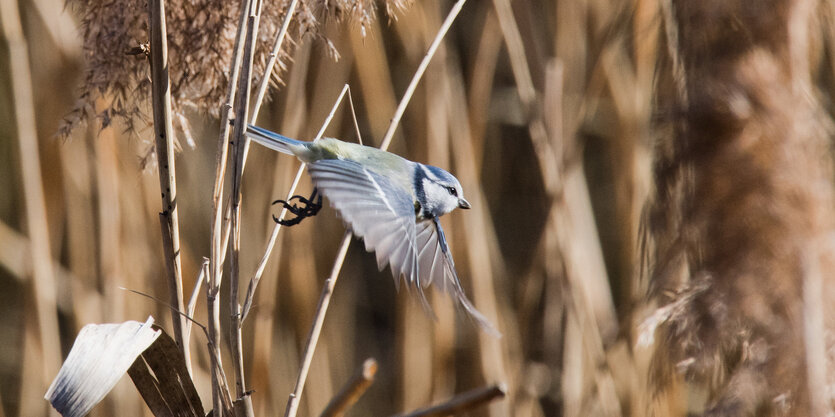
[{"left": 413, "top": 165, "right": 426, "bottom": 202}]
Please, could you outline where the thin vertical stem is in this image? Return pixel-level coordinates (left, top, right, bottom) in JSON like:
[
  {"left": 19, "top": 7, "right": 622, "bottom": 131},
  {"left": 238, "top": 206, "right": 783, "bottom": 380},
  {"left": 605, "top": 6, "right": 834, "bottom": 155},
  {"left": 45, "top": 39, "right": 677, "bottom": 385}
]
[
  {"left": 208, "top": 0, "right": 252, "bottom": 411},
  {"left": 229, "top": 1, "right": 262, "bottom": 400},
  {"left": 217, "top": 0, "right": 301, "bottom": 280},
  {"left": 148, "top": 0, "right": 187, "bottom": 362}
]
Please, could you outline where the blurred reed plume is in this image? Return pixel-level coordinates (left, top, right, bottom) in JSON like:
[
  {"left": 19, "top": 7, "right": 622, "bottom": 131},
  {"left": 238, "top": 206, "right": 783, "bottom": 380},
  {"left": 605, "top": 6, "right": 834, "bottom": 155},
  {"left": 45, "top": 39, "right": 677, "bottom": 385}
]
[
  {"left": 644, "top": 0, "right": 835, "bottom": 415},
  {"left": 3, "top": 0, "right": 835, "bottom": 416}
]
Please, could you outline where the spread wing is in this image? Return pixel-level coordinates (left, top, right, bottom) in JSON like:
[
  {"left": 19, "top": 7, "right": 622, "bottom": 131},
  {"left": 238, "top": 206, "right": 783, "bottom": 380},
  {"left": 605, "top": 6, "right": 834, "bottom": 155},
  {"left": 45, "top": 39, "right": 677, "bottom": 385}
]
[
  {"left": 308, "top": 159, "right": 499, "bottom": 335},
  {"left": 416, "top": 218, "right": 500, "bottom": 336},
  {"left": 308, "top": 159, "right": 421, "bottom": 290}
]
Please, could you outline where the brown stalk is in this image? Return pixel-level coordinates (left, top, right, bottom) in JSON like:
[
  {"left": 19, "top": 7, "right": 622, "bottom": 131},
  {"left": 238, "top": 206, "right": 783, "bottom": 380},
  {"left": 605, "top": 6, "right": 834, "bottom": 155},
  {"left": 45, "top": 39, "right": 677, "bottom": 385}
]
[
  {"left": 505, "top": 0, "right": 622, "bottom": 344},
  {"left": 219, "top": 0, "right": 299, "bottom": 239},
  {"left": 466, "top": 8, "right": 502, "bottom": 158},
  {"left": 245, "top": 76, "right": 351, "bottom": 417},
  {"left": 148, "top": 0, "right": 187, "bottom": 365},
  {"left": 30, "top": 0, "right": 80, "bottom": 57},
  {"left": 207, "top": 0, "right": 303, "bottom": 409},
  {"left": 392, "top": 384, "right": 506, "bottom": 417},
  {"left": 218, "top": 0, "right": 300, "bottom": 323},
  {"left": 230, "top": 4, "right": 262, "bottom": 401},
  {"left": 0, "top": 0, "right": 62, "bottom": 387},
  {"left": 319, "top": 358, "right": 378, "bottom": 417},
  {"left": 208, "top": 0, "right": 251, "bottom": 412},
  {"left": 490, "top": 0, "right": 560, "bottom": 197},
  {"left": 94, "top": 127, "right": 124, "bottom": 329},
  {"left": 0, "top": 220, "right": 77, "bottom": 298},
  {"left": 442, "top": 41, "right": 509, "bottom": 413},
  {"left": 541, "top": 51, "right": 622, "bottom": 417},
  {"left": 183, "top": 258, "right": 208, "bottom": 375},
  {"left": 205, "top": 275, "right": 226, "bottom": 415},
  {"left": 120, "top": 286, "right": 235, "bottom": 414}
]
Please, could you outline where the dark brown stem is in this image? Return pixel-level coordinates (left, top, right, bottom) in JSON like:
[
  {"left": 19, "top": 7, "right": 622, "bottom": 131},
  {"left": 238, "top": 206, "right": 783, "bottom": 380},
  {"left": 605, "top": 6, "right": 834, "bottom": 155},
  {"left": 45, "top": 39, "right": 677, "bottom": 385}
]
[
  {"left": 393, "top": 384, "right": 506, "bottom": 417},
  {"left": 319, "top": 358, "right": 377, "bottom": 417}
]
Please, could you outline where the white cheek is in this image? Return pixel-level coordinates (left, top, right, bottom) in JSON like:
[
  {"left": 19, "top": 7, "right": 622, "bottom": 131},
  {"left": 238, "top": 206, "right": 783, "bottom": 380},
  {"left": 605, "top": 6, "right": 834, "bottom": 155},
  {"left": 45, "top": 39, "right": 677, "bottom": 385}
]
[
  {"left": 422, "top": 182, "right": 456, "bottom": 215},
  {"left": 424, "top": 184, "right": 444, "bottom": 206}
]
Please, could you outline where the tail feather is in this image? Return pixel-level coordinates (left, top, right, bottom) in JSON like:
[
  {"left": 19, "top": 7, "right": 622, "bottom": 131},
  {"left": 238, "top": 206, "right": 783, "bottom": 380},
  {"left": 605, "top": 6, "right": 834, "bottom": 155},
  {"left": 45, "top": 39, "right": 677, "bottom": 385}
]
[{"left": 246, "top": 124, "right": 305, "bottom": 155}]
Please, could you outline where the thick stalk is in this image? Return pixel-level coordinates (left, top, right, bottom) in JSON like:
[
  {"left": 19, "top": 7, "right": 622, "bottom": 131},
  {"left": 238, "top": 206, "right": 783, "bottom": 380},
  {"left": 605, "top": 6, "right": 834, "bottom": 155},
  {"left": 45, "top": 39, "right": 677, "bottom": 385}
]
[{"left": 148, "top": 0, "right": 187, "bottom": 361}]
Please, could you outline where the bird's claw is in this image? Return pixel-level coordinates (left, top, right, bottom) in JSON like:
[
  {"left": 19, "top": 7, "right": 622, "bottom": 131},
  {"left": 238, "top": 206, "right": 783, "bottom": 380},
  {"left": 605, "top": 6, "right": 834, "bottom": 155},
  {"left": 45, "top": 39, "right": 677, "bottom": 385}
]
[{"left": 272, "top": 188, "right": 323, "bottom": 226}]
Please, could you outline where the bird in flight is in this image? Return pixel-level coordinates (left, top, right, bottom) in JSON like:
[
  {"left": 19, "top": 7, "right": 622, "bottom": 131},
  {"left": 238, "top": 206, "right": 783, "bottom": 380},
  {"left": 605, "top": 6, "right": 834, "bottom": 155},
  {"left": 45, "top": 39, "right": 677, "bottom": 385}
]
[{"left": 246, "top": 124, "right": 499, "bottom": 335}]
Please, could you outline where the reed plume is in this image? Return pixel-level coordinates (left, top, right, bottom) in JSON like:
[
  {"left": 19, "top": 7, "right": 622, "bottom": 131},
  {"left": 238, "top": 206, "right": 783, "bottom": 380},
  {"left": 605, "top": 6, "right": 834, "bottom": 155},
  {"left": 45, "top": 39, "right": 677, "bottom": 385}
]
[{"left": 646, "top": 1, "right": 835, "bottom": 414}]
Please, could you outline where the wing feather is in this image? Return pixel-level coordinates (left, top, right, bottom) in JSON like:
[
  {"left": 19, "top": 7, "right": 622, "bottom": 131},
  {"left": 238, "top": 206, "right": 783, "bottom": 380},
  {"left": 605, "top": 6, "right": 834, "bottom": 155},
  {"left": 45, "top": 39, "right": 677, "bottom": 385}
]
[
  {"left": 307, "top": 159, "right": 499, "bottom": 335},
  {"left": 414, "top": 219, "right": 500, "bottom": 335},
  {"left": 308, "top": 159, "right": 419, "bottom": 287}
]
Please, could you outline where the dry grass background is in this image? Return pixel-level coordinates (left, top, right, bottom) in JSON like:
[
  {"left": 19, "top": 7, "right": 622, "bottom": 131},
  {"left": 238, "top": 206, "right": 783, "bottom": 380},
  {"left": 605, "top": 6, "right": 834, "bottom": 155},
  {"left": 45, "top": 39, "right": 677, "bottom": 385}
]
[{"left": 2, "top": 0, "right": 835, "bottom": 416}]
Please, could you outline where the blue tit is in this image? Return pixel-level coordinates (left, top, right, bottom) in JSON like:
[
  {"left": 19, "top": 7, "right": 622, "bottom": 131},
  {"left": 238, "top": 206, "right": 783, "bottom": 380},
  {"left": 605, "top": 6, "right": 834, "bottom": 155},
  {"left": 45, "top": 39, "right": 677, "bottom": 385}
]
[{"left": 246, "top": 124, "right": 498, "bottom": 335}]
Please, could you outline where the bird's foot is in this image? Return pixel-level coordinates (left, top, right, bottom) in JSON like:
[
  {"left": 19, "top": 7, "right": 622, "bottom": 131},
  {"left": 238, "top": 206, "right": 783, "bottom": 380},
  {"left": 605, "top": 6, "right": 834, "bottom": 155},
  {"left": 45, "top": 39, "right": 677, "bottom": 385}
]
[{"left": 272, "top": 188, "right": 323, "bottom": 226}]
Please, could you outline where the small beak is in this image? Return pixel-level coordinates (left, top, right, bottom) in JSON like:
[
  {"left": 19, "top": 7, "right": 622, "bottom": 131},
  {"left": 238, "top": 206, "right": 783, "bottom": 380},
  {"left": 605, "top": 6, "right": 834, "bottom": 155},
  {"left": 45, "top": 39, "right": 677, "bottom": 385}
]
[{"left": 458, "top": 198, "right": 471, "bottom": 209}]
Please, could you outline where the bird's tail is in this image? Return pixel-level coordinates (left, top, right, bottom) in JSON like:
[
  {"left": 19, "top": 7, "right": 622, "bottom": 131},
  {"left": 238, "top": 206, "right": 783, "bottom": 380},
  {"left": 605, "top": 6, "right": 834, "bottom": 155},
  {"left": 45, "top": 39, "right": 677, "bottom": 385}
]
[{"left": 245, "top": 124, "right": 306, "bottom": 155}]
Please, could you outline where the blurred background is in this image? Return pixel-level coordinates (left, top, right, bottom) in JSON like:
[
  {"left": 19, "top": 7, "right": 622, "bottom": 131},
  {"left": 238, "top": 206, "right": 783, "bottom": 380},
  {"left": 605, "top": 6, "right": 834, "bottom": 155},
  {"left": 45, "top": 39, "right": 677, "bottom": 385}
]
[
  {"left": 1, "top": 0, "right": 649, "bottom": 415},
  {"left": 3, "top": 0, "right": 832, "bottom": 416}
]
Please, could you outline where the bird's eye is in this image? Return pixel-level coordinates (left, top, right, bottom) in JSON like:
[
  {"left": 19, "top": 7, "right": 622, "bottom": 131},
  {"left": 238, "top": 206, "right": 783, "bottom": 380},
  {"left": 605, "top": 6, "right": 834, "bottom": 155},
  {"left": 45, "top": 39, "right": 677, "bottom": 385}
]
[{"left": 446, "top": 186, "right": 457, "bottom": 197}]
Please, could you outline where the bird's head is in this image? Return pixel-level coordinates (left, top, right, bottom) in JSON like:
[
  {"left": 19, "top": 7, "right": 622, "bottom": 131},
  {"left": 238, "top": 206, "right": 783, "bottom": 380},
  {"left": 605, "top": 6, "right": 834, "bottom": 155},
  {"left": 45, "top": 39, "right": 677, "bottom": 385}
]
[{"left": 415, "top": 164, "right": 471, "bottom": 218}]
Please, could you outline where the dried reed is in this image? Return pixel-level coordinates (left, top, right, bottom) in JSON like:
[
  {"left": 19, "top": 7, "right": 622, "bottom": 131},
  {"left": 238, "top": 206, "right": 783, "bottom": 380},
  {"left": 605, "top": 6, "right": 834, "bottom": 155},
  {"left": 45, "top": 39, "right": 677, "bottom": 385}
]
[{"left": 8, "top": 0, "right": 835, "bottom": 416}]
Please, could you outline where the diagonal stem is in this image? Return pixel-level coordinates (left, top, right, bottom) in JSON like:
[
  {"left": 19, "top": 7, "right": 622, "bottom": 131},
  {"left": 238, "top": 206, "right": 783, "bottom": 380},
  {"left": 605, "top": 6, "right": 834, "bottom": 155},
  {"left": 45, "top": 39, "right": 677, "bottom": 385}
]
[
  {"left": 319, "top": 358, "right": 378, "bottom": 417},
  {"left": 392, "top": 384, "right": 506, "bottom": 417},
  {"left": 379, "top": 0, "right": 467, "bottom": 151},
  {"left": 284, "top": 233, "right": 352, "bottom": 417},
  {"left": 241, "top": 83, "right": 352, "bottom": 322}
]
